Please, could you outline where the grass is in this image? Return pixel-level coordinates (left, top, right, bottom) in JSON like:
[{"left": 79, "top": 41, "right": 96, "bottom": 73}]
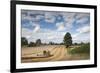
[
  {"left": 66, "top": 43, "right": 90, "bottom": 60},
  {"left": 68, "top": 43, "right": 90, "bottom": 55}
]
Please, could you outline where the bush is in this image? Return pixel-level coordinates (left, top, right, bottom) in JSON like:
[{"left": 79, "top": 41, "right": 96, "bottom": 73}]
[{"left": 69, "top": 43, "right": 90, "bottom": 54}]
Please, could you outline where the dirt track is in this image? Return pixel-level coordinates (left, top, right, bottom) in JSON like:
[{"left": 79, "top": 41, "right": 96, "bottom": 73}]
[
  {"left": 21, "top": 45, "right": 89, "bottom": 63},
  {"left": 21, "top": 45, "right": 70, "bottom": 63}
]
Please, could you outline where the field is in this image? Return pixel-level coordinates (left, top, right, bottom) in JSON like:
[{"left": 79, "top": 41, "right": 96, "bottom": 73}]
[{"left": 21, "top": 45, "right": 90, "bottom": 63}]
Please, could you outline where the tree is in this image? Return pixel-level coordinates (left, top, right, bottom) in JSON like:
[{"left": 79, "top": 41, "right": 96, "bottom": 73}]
[
  {"left": 63, "top": 32, "right": 72, "bottom": 48},
  {"left": 36, "top": 39, "right": 41, "bottom": 46},
  {"left": 21, "top": 37, "right": 28, "bottom": 46},
  {"left": 74, "top": 43, "right": 78, "bottom": 45},
  {"left": 28, "top": 42, "right": 36, "bottom": 47},
  {"left": 80, "top": 42, "right": 84, "bottom": 45},
  {"left": 60, "top": 42, "right": 64, "bottom": 45},
  {"left": 49, "top": 42, "right": 54, "bottom": 45}
]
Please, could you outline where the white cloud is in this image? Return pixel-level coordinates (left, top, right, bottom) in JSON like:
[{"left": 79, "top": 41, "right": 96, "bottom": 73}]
[
  {"left": 55, "top": 12, "right": 76, "bottom": 31},
  {"left": 72, "top": 25, "right": 90, "bottom": 43},
  {"left": 22, "top": 14, "right": 31, "bottom": 21},
  {"left": 27, "top": 10, "right": 44, "bottom": 16},
  {"left": 21, "top": 10, "right": 90, "bottom": 43},
  {"left": 22, "top": 28, "right": 32, "bottom": 37},
  {"left": 22, "top": 26, "right": 90, "bottom": 44},
  {"left": 45, "top": 31, "right": 66, "bottom": 43},
  {"left": 72, "top": 33, "right": 80, "bottom": 38},
  {"left": 22, "top": 27, "right": 66, "bottom": 43},
  {"left": 76, "top": 17, "right": 88, "bottom": 24},
  {"left": 47, "top": 36, "right": 55, "bottom": 40},
  {"left": 76, "top": 25, "right": 90, "bottom": 33},
  {"left": 35, "top": 15, "right": 44, "bottom": 20},
  {"left": 22, "top": 10, "right": 44, "bottom": 23},
  {"left": 33, "top": 25, "right": 40, "bottom": 32},
  {"left": 22, "top": 28, "right": 33, "bottom": 43},
  {"left": 44, "top": 12, "right": 55, "bottom": 23},
  {"left": 22, "top": 27, "right": 42, "bottom": 43},
  {"left": 29, "top": 22, "right": 41, "bottom": 33},
  {"left": 56, "top": 22, "right": 66, "bottom": 31},
  {"left": 75, "top": 13, "right": 89, "bottom": 19},
  {"left": 75, "top": 13, "right": 89, "bottom": 25},
  {"left": 72, "top": 34, "right": 90, "bottom": 43},
  {"left": 22, "top": 10, "right": 56, "bottom": 23},
  {"left": 61, "top": 12, "right": 76, "bottom": 29}
]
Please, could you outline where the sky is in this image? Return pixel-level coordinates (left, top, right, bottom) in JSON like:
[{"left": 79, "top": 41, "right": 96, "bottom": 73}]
[{"left": 21, "top": 10, "right": 90, "bottom": 44}]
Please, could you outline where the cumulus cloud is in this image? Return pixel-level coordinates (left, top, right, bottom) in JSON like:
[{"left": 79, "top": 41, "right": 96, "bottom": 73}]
[
  {"left": 76, "top": 25, "right": 90, "bottom": 33},
  {"left": 22, "top": 14, "right": 43, "bottom": 22},
  {"left": 22, "top": 27, "right": 43, "bottom": 43},
  {"left": 45, "top": 31, "right": 66, "bottom": 43},
  {"left": 33, "top": 25, "right": 40, "bottom": 32},
  {"left": 75, "top": 13, "right": 90, "bottom": 19},
  {"left": 44, "top": 12, "right": 56, "bottom": 23},
  {"left": 75, "top": 13, "right": 90, "bottom": 25},
  {"left": 21, "top": 10, "right": 90, "bottom": 43},
  {"left": 72, "top": 25, "right": 90, "bottom": 43},
  {"left": 76, "top": 17, "right": 89, "bottom": 24},
  {"left": 72, "top": 34, "right": 90, "bottom": 43},
  {"left": 22, "top": 10, "right": 44, "bottom": 23},
  {"left": 22, "top": 10, "right": 56, "bottom": 24},
  {"left": 56, "top": 22, "right": 66, "bottom": 31},
  {"left": 35, "top": 15, "right": 44, "bottom": 21},
  {"left": 55, "top": 12, "right": 76, "bottom": 31},
  {"left": 22, "top": 27, "right": 66, "bottom": 43},
  {"left": 62, "top": 12, "right": 76, "bottom": 29},
  {"left": 21, "top": 14, "right": 31, "bottom": 21},
  {"left": 22, "top": 28, "right": 33, "bottom": 43}
]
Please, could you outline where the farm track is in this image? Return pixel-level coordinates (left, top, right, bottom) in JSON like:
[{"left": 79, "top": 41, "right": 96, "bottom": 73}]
[
  {"left": 21, "top": 45, "right": 68, "bottom": 63},
  {"left": 21, "top": 45, "right": 90, "bottom": 63},
  {"left": 22, "top": 46, "right": 57, "bottom": 57},
  {"left": 21, "top": 46, "right": 60, "bottom": 62},
  {"left": 30, "top": 46, "right": 61, "bottom": 62},
  {"left": 32, "top": 46, "right": 62, "bottom": 62},
  {"left": 50, "top": 46, "right": 67, "bottom": 61}
]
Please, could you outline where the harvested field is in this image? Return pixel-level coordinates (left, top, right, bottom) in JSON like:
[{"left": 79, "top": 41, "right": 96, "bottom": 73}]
[{"left": 21, "top": 45, "right": 90, "bottom": 63}]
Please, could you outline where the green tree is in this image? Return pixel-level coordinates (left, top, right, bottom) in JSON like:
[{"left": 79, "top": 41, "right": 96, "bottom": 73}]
[
  {"left": 28, "top": 42, "right": 36, "bottom": 47},
  {"left": 74, "top": 43, "right": 78, "bottom": 45},
  {"left": 36, "top": 39, "right": 41, "bottom": 46},
  {"left": 21, "top": 37, "right": 28, "bottom": 46},
  {"left": 49, "top": 42, "right": 54, "bottom": 45},
  {"left": 63, "top": 32, "right": 72, "bottom": 48}
]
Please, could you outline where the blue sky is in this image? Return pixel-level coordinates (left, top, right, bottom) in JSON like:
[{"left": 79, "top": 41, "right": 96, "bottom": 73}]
[{"left": 21, "top": 10, "right": 90, "bottom": 43}]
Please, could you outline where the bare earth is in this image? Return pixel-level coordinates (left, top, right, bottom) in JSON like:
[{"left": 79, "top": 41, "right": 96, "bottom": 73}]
[{"left": 21, "top": 45, "right": 89, "bottom": 63}]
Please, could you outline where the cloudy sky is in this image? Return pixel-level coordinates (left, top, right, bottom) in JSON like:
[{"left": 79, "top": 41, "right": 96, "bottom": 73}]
[{"left": 21, "top": 10, "right": 90, "bottom": 44}]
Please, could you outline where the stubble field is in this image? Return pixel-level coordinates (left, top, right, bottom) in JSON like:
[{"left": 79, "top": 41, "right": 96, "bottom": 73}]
[{"left": 21, "top": 45, "right": 89, "bottom": 63}]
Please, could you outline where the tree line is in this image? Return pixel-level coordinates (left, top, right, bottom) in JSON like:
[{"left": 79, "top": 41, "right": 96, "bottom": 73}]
[
  {"left": 21, "top": 37, "right": 64, "bottom": 47},
  {"left": 21, "top": 38, "right": 42, "bottom": 47},
  {"left": 21, "top": 32, "right": 89, "bottom": 48}
]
